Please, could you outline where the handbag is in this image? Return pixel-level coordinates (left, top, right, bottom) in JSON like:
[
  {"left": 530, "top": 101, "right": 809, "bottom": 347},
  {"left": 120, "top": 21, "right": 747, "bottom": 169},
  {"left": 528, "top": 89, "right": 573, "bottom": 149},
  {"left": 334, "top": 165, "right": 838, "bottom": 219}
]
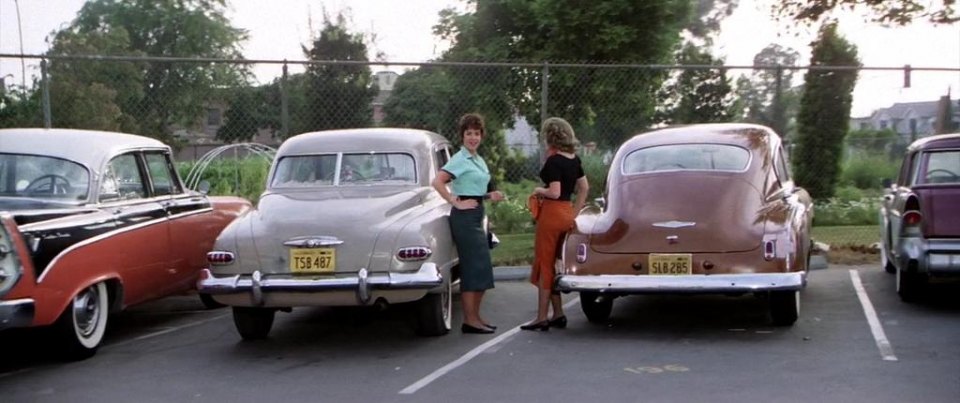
[{"left": 527, "top": 194, "right": 543, "bottom": 221}]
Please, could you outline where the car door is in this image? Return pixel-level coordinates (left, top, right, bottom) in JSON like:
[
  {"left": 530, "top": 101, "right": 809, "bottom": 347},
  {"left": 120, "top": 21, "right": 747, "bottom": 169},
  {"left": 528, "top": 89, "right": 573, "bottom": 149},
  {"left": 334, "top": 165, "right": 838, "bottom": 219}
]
[
  {"left": 145, "top": 152, "right": 216, "bottom": 293},
  {"left": 98, "top": 152, "right": 172, "bottom": 305}
]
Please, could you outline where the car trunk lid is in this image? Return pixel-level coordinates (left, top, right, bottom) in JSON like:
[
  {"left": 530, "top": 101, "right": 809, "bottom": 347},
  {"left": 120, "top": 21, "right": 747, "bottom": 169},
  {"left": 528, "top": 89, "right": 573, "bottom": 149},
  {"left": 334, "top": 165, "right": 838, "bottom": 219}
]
[
  {"left": 591, "top": 174, "right": 765, "bottom": 254},
  {"left": 253, "top": 187, "right": 425, "bottom": 273},
  {"left": 914, "top": 185, "right": 960, "bottom": 237}
]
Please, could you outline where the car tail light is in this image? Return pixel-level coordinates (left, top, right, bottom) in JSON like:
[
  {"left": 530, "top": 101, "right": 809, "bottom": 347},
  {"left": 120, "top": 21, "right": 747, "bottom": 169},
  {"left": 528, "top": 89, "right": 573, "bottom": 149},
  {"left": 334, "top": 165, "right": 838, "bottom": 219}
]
[
  {"left": 397, "top": 246, "right": 432, "bottom": 261},
  {"left": 903, "top": 211, "right": 922, "bottom": 226},
  {"left": 577, "top": 243, "right": 587, "bottom": 263},
  {"left": 763, "top": 240, "right": 776, "bottom": 261},
  {"left": 0, "top": 217, "right": 24, "bottom": 297},
  {"left": 206, "top": 251, "right": 235, "bottom": 265}
]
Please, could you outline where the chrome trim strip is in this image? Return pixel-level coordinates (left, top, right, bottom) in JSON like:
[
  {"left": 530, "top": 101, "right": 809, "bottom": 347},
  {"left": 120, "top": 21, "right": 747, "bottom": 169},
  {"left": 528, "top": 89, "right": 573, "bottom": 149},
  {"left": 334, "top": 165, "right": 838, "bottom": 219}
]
[
  {"left": 198, "top": 263, "right": 442, "bottom": 304},
  {"left": 0, "top": 298, "right": 36, "bottom": 330},
  {"left": 555, "top": 272, "right": 806, "bottom": 293},
  {"left": 37, "top": 207, "right": 213, "bottom": 283},
  {"left": 653, "top": 221, "right": 696, "bottom": 229},
  {"left": 283, "top": 236, "right": 345, "bottom": 247}
]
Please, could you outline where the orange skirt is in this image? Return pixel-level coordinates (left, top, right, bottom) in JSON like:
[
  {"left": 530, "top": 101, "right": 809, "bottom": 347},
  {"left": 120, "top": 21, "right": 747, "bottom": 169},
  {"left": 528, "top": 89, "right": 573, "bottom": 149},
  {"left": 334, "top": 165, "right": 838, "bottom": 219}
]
[{"left": 530, "top": 199, "right": 575, "bottom": 290}]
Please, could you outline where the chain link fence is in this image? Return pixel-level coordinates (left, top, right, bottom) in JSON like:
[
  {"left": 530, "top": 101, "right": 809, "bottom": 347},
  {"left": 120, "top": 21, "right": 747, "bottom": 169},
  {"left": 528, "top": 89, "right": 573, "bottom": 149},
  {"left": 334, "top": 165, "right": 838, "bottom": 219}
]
[{"left": 2, "top": 54, "right": 959, "bottom": 247}]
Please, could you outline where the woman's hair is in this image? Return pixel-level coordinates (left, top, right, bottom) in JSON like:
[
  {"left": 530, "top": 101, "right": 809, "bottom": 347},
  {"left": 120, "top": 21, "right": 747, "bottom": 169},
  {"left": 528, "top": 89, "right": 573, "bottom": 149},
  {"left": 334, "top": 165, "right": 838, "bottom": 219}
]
[
  {"left": 541, "top": 117, "right": 578, "bottom": 153},
  {"left": 458, "top": 113, "right": 485, "bottom": 139}
]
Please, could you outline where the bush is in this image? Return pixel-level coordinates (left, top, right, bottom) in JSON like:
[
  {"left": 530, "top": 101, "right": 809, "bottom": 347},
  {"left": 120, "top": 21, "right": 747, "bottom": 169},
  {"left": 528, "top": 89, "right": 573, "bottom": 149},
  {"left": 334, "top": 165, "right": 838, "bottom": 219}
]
[
  {"left": 580, "top": 153, "right": 610, "bottom": 202},
  {"left": 840, "top": 154, "right": 899, "bottom": 189},
  {"left": 813, "top": 196, "right": 881, "bottom": 226},
  {"left": 177, "top": 158, "right": 271, "bottom": 202},
  {"left": 488, "top": 180, "right": 538, "bottom": 234}
]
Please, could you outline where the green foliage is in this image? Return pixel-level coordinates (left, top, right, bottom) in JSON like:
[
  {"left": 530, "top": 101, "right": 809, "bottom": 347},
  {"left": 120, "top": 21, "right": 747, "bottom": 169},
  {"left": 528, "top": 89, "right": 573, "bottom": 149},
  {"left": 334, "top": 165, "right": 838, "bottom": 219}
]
[
  {"left": 793, "top": 23, "right": 860, "bottom": 199},
  {"left": 176, "top": 158, "right": 271, "bottom": 202},
  {"left": 657, "top": 42, "right": 738, "bottom": 124},
  {"left": 47, "top": 0, "right": 248, "bottom": 143},
  {"left": 302, "top": 13, "right": 377, "bottom": 131},
  {"left": 840, "top": 154, "right": 900, "bottom": 189},
  {"left": 383, "top": 67, "right": 457, "bottom": 133},
  {"left": 433, "top": 0, "right": 695, "bottom": 148},
  {"left": 736, "top": 44, "right": 801, "bottom": 138},
  {"left": 0, "top": 89, "right": 43, "bottom": 128},
  {"left": 775, "top": 0, "right": 959, "bottom": 25},
  {"left": 581, "top": 153, "right": 611, "bottom": 202},
  {"left": 812, "top": 196, "right": 881, "bottom": 226},
  {"left": 846, "top": 128, "right": 897, "bottom": 155}
]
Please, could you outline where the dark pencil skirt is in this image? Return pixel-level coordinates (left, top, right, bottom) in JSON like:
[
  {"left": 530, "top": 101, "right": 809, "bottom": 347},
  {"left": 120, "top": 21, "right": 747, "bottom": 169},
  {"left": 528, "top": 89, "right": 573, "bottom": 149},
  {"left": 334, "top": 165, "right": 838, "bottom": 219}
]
[{"left": 449, "top": 204, "right": 494, "bottom": 292}]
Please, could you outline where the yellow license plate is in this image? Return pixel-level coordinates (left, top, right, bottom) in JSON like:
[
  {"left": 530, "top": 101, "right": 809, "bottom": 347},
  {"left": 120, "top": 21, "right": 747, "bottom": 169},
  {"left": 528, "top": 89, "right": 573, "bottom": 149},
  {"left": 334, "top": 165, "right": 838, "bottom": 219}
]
[
  {"left": 290, "top": 248, "right": 335, "bottom": 273},
  {"left": 648, "top": 253, "right": 692, "bottom": 275}
]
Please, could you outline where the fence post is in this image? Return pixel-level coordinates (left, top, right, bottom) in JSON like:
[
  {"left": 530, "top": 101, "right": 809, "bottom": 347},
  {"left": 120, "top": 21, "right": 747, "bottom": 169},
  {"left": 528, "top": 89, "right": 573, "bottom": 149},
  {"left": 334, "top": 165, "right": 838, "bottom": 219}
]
[
  {"left": 772, "top": 64, "right": 785, "bottom": 141},
  {"left": 540, "top": 62, "right": 549, "bottom": 125},
  {"left": 40, "top": 58, "right": 52, "bottom": 128},
  {"left": 280, "top": 60, "right": 290, "bottom": 138}
]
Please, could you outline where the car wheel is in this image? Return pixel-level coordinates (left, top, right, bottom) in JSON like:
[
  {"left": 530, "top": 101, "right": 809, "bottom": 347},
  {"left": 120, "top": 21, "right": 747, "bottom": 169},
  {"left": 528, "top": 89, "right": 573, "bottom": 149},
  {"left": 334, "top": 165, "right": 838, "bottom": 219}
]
[
  {"left": 769, "top": 290, "right": 799, "bottom": 326},
  {"left": 896, "top": 268, "right": 926, "bottom": 303},
  {"left": 416, "top": 278, "right": 452, "bottom": 337},
  {"left": 580, "top": 292, "right": 613, "bottom": 323},
  {"left": 199, "top": 293, "right": 225, "bottom": 309},
  {"left": 54, "top": 282, "right": 109, "bottom": 360},
  {"left": 232, "top": 307, "right": 275, "bottom": 340}
]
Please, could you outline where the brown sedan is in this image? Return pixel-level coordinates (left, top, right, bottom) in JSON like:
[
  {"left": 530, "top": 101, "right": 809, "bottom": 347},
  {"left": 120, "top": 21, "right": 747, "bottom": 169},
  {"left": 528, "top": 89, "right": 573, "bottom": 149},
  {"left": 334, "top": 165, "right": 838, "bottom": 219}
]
[{"left": 557, "top": 123, "right": 813, "bottom": 326}]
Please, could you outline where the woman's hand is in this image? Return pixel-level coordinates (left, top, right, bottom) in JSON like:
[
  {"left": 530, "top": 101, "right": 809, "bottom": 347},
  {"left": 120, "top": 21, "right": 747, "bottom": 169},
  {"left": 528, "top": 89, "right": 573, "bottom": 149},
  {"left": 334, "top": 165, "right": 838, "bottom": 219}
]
[
  {"left": 486, "top": 190, "right": 505, "bottom": 202},
  {"left": 452, "top": 198, "right": 479, "bottom": 210}
]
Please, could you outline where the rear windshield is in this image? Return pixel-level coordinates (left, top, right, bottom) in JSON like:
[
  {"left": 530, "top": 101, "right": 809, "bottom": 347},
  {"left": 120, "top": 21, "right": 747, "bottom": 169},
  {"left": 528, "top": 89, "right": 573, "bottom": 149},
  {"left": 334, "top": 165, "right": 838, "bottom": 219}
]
[
  {"left": 622, "top": 144, "right": 750, "bottom": 174},
  {"left": 0, "top": 153, "right": 90, "bottom": 202},
  {"left": 271, "top": 152, "right": 417, "bottom": 188},
  {"left": 918, "top": 150, "right": 960, "bottom": 185}
]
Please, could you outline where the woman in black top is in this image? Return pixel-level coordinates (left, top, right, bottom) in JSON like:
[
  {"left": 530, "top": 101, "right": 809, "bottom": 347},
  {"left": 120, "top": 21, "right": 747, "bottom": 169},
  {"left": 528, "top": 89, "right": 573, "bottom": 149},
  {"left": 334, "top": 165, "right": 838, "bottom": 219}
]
[{"left": 522, "top": 117, "right": 589, "bottom": 331}]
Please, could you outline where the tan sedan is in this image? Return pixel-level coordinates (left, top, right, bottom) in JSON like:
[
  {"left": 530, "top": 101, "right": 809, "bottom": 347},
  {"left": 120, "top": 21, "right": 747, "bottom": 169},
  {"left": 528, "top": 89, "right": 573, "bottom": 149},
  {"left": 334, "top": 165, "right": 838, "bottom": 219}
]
[{"left": 557, "top": 123, "right": 814, "bottom": 326}]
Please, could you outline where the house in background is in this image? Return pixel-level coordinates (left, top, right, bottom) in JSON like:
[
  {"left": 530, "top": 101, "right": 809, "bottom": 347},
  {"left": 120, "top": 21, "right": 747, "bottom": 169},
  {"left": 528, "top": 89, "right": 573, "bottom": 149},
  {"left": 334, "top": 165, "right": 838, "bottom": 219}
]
[
  {"left": 372, "top": 70, "right": 399, "bottom": 125},
  {"left": 851, "top": 94, "right": 960, "bottom": 141}
]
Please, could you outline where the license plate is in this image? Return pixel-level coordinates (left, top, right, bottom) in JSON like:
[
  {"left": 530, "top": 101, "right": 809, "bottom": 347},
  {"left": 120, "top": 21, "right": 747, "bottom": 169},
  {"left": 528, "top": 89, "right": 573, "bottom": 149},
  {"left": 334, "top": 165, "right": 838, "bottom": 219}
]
[
  {"left": 648, "top": 253, "right": 692, "bottom": 275},
  {"left": 289, "top": 248, "right": 335, "bottom": 273}
]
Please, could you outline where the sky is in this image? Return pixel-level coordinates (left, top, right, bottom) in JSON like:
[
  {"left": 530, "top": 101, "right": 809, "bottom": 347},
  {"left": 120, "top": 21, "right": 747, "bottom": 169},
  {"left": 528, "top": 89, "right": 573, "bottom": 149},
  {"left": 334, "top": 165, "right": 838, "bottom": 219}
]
[{"left": 1, "top": 0, "right": 958, "bottom": 117}]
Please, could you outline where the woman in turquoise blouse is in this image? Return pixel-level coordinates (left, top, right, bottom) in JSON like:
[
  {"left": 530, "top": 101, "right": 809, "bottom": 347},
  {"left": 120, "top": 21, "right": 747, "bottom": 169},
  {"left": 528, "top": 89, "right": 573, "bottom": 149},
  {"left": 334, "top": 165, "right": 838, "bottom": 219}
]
[{"left": 431, "top": 113, "right": 504, "bottom": 334}]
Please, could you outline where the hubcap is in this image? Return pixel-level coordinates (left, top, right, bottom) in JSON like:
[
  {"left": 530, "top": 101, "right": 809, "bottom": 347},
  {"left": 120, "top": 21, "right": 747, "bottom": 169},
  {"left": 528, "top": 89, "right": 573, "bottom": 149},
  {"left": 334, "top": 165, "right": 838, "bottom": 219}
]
[{"left": 73, "top": 285, "right": 102, "bottom": 337}]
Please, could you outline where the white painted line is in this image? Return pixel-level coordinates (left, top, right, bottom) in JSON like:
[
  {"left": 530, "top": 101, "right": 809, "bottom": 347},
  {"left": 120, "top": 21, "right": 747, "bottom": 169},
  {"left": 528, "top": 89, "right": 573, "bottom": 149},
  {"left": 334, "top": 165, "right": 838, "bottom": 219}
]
[
  {"left": 106, "top": 313, "right": 230, "bottom": 348},
  {"left": 848, "top": 270, "right": 898, "bottom": 362},
  {"left": 399, "top": 297, "right": 580, "bottom": 395}
]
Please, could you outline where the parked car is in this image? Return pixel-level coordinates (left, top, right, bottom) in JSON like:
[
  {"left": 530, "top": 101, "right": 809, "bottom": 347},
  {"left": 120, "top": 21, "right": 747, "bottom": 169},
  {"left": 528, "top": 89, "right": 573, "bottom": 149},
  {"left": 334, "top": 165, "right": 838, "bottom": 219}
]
[
  {"left": 199, "top": 128, "right": 461, "bottom": 339},
  {"left": 556, "top": 123, "right": 813, "bottom": 326},
  {"left": 879, "top": 133, "right": 960, "bottom": 301},
  {"left": 0, "top": 128, "right": 252, "bottom": 359}
]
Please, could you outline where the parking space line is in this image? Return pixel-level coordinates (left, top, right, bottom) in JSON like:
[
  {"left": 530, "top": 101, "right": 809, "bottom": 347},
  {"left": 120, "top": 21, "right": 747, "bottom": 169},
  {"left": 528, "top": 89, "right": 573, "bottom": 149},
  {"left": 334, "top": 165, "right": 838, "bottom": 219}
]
[
  {"left": 848, "top": 270, "right": 898, "bottom": 362},
  {"left": 106, "top": 313, "right": 230, "bottom": 349},
  {"left": 399, "top": 297, "right": 581, "bottom": 395}
]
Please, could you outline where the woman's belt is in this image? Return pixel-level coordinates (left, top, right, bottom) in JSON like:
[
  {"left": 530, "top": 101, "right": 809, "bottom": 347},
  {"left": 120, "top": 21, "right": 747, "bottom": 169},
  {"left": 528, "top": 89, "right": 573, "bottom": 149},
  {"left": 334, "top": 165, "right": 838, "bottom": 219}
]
[{"left": 458, "top": 195, "right": 485, "bottom": 202}]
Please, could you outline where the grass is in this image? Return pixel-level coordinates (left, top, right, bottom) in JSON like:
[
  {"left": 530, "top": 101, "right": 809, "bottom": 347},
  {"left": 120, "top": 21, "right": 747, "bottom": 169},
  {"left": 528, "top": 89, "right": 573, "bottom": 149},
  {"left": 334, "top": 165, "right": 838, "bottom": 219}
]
[{"left": 490, "top": 225, "right": 880, "bottom": 267}]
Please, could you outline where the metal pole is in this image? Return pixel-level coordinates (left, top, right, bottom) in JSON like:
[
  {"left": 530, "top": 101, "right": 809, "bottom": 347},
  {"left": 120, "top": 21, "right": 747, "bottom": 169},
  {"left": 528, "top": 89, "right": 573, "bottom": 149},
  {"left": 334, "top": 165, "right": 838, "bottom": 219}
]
[
  {"left": 41, "top": 59, "right": 51, "bottom": 128},
  {"left": 540, "top": 62, "right": 549, "bottom": 125},
  {"left": 281, "top": 61, "right": 290, "bottom": 139}
]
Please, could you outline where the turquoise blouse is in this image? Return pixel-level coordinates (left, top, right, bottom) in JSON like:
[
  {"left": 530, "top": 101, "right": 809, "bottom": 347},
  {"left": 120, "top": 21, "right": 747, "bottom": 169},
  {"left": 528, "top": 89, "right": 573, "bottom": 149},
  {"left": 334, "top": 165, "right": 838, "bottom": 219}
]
[{"left": 442, "top": 148, "right": 490, "bottom": 196}]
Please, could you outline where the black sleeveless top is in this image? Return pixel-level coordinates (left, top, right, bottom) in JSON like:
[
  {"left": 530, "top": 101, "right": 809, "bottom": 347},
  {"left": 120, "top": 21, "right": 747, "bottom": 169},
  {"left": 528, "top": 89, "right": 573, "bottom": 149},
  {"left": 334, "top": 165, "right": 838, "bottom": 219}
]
[{"left": 539, "top": 154, "right": 585, "bottom": 200}]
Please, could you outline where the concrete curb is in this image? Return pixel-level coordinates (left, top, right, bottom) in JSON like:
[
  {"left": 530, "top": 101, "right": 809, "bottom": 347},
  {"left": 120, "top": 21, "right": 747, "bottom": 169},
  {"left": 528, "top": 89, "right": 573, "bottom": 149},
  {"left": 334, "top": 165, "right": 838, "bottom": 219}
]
[{"left": 494, "top": 255, "right": 829, "bottom": 282}]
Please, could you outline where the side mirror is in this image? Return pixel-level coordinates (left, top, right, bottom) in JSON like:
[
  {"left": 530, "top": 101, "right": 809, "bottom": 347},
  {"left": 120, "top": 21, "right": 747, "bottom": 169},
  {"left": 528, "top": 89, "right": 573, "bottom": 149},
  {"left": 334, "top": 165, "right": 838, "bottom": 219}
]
[
  {"left": 198, "top": 180, "right": 211, "bottom": 195},
  {"left": 881, "top": 178, "right": 893, "bottom": 189}
]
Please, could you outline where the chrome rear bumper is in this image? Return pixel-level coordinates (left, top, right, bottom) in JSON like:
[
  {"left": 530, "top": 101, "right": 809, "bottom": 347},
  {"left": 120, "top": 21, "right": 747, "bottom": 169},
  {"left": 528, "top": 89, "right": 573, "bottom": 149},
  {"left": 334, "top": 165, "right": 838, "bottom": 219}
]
[
  {"left": 198, "top": 263, "right": 442, "bottom": 306},
  {"left": 555, "top": 272, "right": 806, "bottom": 294},
  {"left": 0, "top": 298, "right": 35, "bottom": 330}
]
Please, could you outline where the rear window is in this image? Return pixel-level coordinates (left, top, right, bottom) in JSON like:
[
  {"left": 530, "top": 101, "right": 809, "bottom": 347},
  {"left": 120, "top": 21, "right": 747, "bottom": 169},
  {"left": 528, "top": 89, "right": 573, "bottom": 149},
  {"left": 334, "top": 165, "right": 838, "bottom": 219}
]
[
  {"left": 919, "top": 150, "right": 960, "bottom": 185},
  {"left": 271, "top": 152, "right": 417, "bottom": 188},
  {"left": 0, "top": 153, "right": 90, "bottom": 202},
  {"left": 622, "top": 144, "right": 750, "bottom": 174}
]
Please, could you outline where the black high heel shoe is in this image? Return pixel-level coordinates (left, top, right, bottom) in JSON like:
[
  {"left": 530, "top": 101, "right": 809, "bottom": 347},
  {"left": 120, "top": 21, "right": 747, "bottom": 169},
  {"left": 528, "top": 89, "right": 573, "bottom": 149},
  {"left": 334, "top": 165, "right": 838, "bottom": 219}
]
[
  {"left": 482, "top": 323, "right": 497, "bottom": 330},
  {"left": 548, "top": 316, "right": 567, "bottom": 329},
  {"left": 520, "top": 320, "right": 550, "bottom": 331},
  {"left": 461, "top": 323, "right": 495, "bottom": 334}
]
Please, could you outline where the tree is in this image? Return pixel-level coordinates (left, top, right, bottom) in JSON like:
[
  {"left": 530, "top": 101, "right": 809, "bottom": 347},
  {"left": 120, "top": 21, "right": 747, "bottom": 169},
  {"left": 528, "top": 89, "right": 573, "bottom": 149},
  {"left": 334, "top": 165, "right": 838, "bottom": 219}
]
[
  {"left": 736, "top": 44, "right": 801, "bottom": 137},
  {"left": 433, "top": 0, "right": 697, "bottom": 148},
  {"left": 382, "top": 67, "right": 457, "bottom": 134},
  {"left": 0, "top": 88, "right": 43, "bottom": 128},
  {"left": 774, "top": 0, "right": 959, "bottom": 25},
  {"left": 846, "top": 128, "right": 897, "bottom": 155},
  {"left": 793, "top": 22, "right": 861, "bottom": 200},
  {"left": 47, "top": 0, "right": 248, "bottom": 143},
  {"left": 657, "top": 43, "right": 738, "bottom": 124},
  {"left": 302, "top": 13, "right": 378, "bottom": 131}
]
